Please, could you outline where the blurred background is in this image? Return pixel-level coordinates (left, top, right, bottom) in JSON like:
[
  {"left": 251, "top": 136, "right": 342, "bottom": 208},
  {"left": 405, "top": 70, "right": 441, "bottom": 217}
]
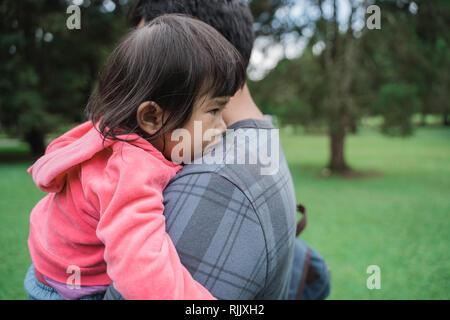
[{"left": 0, "top": 0, "right": 449, "bottom": 299}]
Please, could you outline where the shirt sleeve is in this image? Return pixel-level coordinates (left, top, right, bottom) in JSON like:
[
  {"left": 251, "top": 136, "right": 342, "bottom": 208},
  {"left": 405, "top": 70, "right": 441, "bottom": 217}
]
[
  {"left": 162, "top": 172, "right": 268, "bottom": 299},
  {"left": 88, "top": 147, "right": 215, "bottom": 300}
]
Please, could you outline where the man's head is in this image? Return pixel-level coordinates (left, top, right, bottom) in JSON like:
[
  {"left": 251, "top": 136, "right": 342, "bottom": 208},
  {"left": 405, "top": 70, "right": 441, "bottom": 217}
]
[{"left": 128, "top": 0, "right": 255, "bottom": 68}]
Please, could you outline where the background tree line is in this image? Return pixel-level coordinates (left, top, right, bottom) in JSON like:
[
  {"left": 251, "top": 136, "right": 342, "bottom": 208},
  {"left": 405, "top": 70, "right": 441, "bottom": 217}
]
[
  {"left": 1, "top": 0, "right": 449, "bottom": 173},
  {"left": 1, "top": 0, "right": 131, "bottom": 155},
  {"left": 248, "top": 0, "right": 449, "bottom": 172}
]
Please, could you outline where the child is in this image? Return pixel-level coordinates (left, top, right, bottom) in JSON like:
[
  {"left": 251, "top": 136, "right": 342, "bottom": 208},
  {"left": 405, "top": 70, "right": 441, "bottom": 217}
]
[{"left": 24, "top": 14, "right": 246, "bottom": 300}]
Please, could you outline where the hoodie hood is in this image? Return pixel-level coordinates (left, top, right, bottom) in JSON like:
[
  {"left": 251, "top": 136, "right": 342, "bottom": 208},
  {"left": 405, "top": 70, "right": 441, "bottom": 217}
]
[{"left": 28, "top": 121, "right": 177, "bottom": 193}]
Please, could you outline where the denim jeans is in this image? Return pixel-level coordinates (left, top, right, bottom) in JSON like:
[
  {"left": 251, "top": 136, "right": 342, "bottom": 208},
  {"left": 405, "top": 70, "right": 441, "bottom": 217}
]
[
  {"left": 287, "top": 238, "right": 331, "bottom": 300},
  {"left": 24, "top": 264, "right": 105, "bottom": 300}
]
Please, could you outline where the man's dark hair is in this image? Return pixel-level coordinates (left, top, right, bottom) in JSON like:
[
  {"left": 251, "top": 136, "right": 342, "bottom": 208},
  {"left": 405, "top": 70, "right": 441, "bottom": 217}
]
[
  {"left": 86, "top": 14, "right": 246, "bottom": 145},
  {"left": 128, "top": 0, "right": 255, "bottom": 68}
]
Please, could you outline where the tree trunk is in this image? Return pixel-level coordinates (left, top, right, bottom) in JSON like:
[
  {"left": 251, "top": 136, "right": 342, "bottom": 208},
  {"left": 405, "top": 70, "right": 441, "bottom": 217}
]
[
  {"left": 348, "top": 120, "right": 358, "bottom": 134},
  {"left": 443, "top": 110, "right": 449, "bottom": 126},
  {"left": 420, "top": 112, "right": 427, "bottom": 126},
  {"left": 328, "top": 129, "right": 349, "bottom": 172},
  {"left": 24, "top": 129, "right": 46, "bottom": 157}
]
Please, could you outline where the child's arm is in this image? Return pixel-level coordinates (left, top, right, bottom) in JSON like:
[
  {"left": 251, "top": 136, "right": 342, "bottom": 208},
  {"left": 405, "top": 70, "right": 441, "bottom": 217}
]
[{"left": 87, "top": 145, "right": 215, "bottom": 300}]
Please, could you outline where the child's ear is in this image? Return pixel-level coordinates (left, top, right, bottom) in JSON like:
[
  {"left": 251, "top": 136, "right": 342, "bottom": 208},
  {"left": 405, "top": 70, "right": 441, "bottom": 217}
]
[{"left": 137, "top": 101, "right": 164, "bottom": 136}]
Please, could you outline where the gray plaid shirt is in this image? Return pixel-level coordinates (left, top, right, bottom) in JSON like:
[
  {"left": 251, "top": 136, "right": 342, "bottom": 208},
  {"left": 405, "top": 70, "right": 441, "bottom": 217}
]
[{"left": 104, "top": 118, "right": 297, "bottom": 299}]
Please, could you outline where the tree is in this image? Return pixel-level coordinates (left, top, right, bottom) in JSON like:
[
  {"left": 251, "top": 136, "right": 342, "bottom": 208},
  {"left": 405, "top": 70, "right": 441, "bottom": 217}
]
[
  {"left": 250, "top": 0, "right": 378, "bottom": 172},
  {"left": 249, "top": 0, "right": 448, "bottom": 173},
  {"left": 414, "top": 0, "right": 450, "bottom": 126},
  {"left": 0, "top": 0, "right": 130, "bottom": 156}
]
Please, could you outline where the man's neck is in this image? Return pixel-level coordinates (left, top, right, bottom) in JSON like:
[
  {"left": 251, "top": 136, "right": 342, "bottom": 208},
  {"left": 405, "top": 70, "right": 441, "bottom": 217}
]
[{"left": 222, "top": 83, "right": 265, "bottom": 127}]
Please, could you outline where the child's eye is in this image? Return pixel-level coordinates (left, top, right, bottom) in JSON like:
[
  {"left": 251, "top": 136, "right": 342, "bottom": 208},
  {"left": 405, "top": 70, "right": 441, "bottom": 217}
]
[{"left": 208, "top": 108, "right": 219, "bottom": 115}]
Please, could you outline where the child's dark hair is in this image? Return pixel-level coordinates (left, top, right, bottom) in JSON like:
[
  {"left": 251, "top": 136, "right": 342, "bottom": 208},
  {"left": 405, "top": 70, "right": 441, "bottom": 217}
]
[{"left": 86, "top": 13, "right": 246, "bottom": 143}]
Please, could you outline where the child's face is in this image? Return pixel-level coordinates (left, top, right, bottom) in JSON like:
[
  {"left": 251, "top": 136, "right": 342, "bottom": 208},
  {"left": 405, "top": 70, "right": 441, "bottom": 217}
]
[{"left": 162, "top": 95, "right": 229, "bottom": 163}]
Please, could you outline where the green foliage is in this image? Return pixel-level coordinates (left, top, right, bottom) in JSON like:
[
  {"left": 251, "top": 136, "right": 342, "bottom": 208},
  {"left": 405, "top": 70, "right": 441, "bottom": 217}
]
[
  {"left": 250, "top": 0, "right": 450, "bottom": 140},
  {"left": 0, "top": 0, "right": 131, "bottom": 152},
  {"left": 375, "top": 83, "right": 421, "bottom": 136},
  {"left": 249, "top": 50, "right": 326, "bottom": 129},
  {"left": 368, "top": 0, "right": 450, "bottom": 124}
]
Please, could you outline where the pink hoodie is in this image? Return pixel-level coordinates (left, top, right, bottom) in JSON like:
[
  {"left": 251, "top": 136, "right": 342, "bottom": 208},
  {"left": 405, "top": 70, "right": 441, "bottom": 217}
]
[{"left": 27, "top": 121, "right": 215, "bottom": 300}]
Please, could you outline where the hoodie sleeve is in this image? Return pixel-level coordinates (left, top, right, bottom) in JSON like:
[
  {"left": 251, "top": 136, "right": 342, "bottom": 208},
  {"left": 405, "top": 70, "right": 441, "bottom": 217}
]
[{"left": 86, "top": 144, "right": 215, "bottom": 300}]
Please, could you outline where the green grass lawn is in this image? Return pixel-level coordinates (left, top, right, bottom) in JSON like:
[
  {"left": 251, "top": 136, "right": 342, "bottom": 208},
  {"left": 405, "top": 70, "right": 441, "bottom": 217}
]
[{"left": 0, "top": 125, "right": 449, "bottom": 299}]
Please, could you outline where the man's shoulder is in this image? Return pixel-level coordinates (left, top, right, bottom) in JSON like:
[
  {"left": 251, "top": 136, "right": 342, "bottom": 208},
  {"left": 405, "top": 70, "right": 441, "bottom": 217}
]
[
  {"left": 163, "top": 116, "right": 298, "bottom": 244},
  {"left": 167, "top": 117, "right": 286, "bottom": 194},
  {"left": 161, "top": 118, "right": 298, "bottom": 299},
  {"left": 165, "top": 117, "right": 297, "bottom": 219}
]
